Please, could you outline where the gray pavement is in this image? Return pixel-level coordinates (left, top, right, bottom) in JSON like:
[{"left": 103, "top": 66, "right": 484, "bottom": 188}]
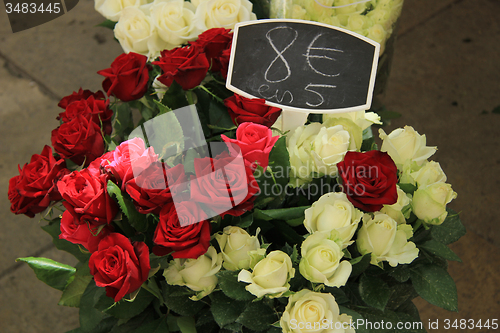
[{"left": 1, "top": 0, "right": 499, "bottom": 332}]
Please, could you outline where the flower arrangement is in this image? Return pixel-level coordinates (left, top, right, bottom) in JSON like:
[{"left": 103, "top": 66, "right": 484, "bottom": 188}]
[{"left": 8, "top": 1, "right": 465, "bottom": 332}]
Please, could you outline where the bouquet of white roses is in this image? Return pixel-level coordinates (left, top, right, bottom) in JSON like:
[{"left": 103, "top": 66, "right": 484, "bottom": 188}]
[{"left": 8, "top": 1, "right": 464, "bottom": 332}]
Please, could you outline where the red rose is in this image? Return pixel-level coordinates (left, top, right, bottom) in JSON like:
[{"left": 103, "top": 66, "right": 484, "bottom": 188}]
[
  {"left": 98, "top": 52, "right": 150, "bottom": 102},
  {"left": 57, "top": 96, "right": 114, "bottom": 135},
  {"left": 221, "top": 122, "right": 279, "bottom": 170},
  {"left": 153, "top": 201, "right": 211, "bottom": 259},
  {"left": 219, "top": 47, "right": 231, "bottom": 79},
  {"left": 89, "top": 233, "right": 150, "bottom": 302},
  {"left": 153, "top": 45, "right": 209, "bottom": 90},
  {"left": 8, "top": 145, "right": 69, "bottom": 217},
  {"left": 190, "top": 151, "right": 258, "bottom": 217},
  {"left": 103, "top": 137, "right": 158, "bottom": 189},
  {"left": 59, "top": 210, "right": 114, "bottom": 252},
  {"left": 58, "top": 88, "right": 105, "bottom": 109},
  {"left": 337, "top": 151, "right": 398, "bottom": 212},
  {"left": 191, "top": 28, "right": 233, "bottom": 73},
  {"left": 57, "top": 168, "right": 118, "bottom": 225},
  {"left": 51, "top": 114, "right": 105, "bottom": 166},
  {"left": 225, "top": 94, "right": 282, "bottom": 127},
  {"left": 126, "top": 163, "right": 188, "bottom": 215}
]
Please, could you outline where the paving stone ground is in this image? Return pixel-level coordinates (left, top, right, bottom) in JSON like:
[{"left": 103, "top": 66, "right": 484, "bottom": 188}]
[{"left": 0, "top": 0, "right": 499, "bottom": 332}]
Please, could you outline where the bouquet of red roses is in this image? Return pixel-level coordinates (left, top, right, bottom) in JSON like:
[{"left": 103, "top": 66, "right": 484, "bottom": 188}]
[{"left": 9, "top": 18, "right": 464, "bottom": 333}]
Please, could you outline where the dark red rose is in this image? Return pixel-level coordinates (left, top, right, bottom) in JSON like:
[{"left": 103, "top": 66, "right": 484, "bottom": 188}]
[
  {"left": 59, "top": 210, "right": 114, "bottom": 253},
  {"left": 58, "top": 88, "right": 105, "bottom": 109},
  {"left": 98, "top": 52, "right": 150, "bottom": 102},
  {"left": 153, "top": 201, "right": 211, "bottom": 259},
  {"left": 221, "top": 122, "right": 279, "bottom": 170},
  {"left": 103, "top": 137, "right": 158, "bottom": 189},
  {"left": 58, "top": 96, "right": 113, "bottom": 135},
  {"left": 337, "top": 150, "right": 398, "bottom": 212},
  {"left": 191, "top": 28, "right": 233, "bottom": 73},
  {"left": 225, "top": 94, "right": 282, "bottom": 127},
  {"left": 190, "top": 151, "right": 258, "bottom": 218},
  {"left": 153, "top": 45, "right": 209, "bottom": 90},
  {"left": 219, "top": 47, "right": 231, "bottom": 79},
  {"left": 57, "top": 168, "right": 118, "bottom": 225},
  {"left": 89, "top": 233, "right": 150, "bottom": 302},
  {"left": 126, "top": 163, "right": 187, "bottom": 215},
  {"left": 8, "top": 145, "right": 69, "bottom": 217},
  {"left": 51, "top": 114, "right": 105, "bottom": 166}
]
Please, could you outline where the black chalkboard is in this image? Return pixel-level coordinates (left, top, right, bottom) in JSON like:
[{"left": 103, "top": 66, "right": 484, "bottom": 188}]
[{"left": 226, "top": 19, "right": 380, "bottom": 113}]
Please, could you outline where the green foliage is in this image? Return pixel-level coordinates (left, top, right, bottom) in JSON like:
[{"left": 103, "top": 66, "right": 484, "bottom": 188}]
[
  {"left": 59, "top": 266, "right": 93, "bottom": 307},
  {"left": 107, "top": 180, "right": 148, "bottom": 232},
  {"left": 359, "top": 274, "right": 392, "bottom": 311},
  {"left": 210, "top": 291, "right": 247, "bottom": 328},
  {"left": 161, "top": 282, "right": 204, "bottom": 316},
  {"left": 16, "top": 257, "right": 76, "bottom": 291},
  {"left": 217, "top": 270, "right": 256, "bottom": 301},
  {"left": 235, "top": 299, "right": 278, "bottom": 331},
  {"left": 430, "top": 209, "right": 466, "bottom": 245},
  {"left": 410, "top": 264, "right": 458, "bottom": 312},
  {"left": 419, "top": 240, "right": 462, "bottom": 262},
  {"left": 95, "top": 288, "right": 155, "bottom": 319},
  {"left": 96, "top": 19, "right": 117, "bottom": 30}
]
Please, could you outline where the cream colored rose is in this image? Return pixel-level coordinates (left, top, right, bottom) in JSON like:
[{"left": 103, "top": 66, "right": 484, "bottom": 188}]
[
  {"left": 299, "top": 232, "right": 352, "bottom": 287},
  {"left": 367, "top": 23, "right": 388, "bottom": 54},
  {"left": 193, "top": 0, "right": 257, "bottom": 31},
  {"left": 379, "top": 126, "right": 437, "bottom": 167},
  {"left": 412, "top": 182, "right": 457, "bottom": 225},
  {"left": 238, "top": 250, "right": 294, "bottom": 298},
  {"left": 304, "top": 192, "right": 362, "bottom": 248},
  {"left": 95, "top": 0, "right": 149, "bottom": 22},
  {"left": 215, "top": 226, "right": 261, "bottom": 271},
  {"left": 357, "top": 213, "right": 419, "bottom": 267},
  {"left": 334, "top": 0, "right": 358, "bottom": 15},
  {"left": 280, "top": 289, "right": 355, "bottom": 333},
  {"left": 288, "top": 123, "right": 350, "bottom": 185},
  {"left": 411, "top": 161, "right": 447, "bottom": 187},
  {"left": 347, "top": 14, "right": 371, "bottom": 33},
  {"left": 150, "top": 0, "right": 201, "bottom": 49},
  {"left": 380, "top": 185, "right": 411, "bottom": 224},
  {"left": 152, "top": 75, "right": 169, "bottom": 100},
  {"left": 163, "top": 246, "right": 222, "bottom": 300},
  {"left": 114, "top": 7, "right": 169, "bottom": 58}
]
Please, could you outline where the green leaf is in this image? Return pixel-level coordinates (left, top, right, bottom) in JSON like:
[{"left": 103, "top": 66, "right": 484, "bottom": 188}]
[
  {"left": 389, "top": 264, "right": 411, "bottom": 283},
  {"left": 161, "top": 282, "right": 204, "bottom": 316},
  {"left": 177, "top": 316, "right": 196, "bottom": 333},
  {"left": 111, "top": 103, "right": 135, "bottom": 140},
  {"left": 385, "top": 283, "right": 418, "bottom": 311},
  {"left": 95, "top": 288, "right": 155, "bottom": 319},
  {"left": 16, "top": 257, "right": 76, "bottom": 291},
  {"left": 419, "top": 240, "right": 462, "bottom": 262},
  {"left": 208, "top": 97, "right": 234, "bottom": 131},
  {"left": 217, "top": 270, "right": 255, "bottom": 301},
  {"left": 410, "top": 264, "right": 458, "bottom": 312},
  {"left": 41, "top": 220, "right": 91, "bottom": 262},
  {"left": 107, "top": 180, "right": 148, "bottom": 232},
  {"left": 398, "top": 183, "right": 418, "bottom": 194},
  {"left": 430, "top": 209, "right": 466, "bottom": 245},
  {"left": 236, "top": 300, "right": 278, "bottom": 331},
  {"left": 59, "top": 269, "right": 93, "bottom": 307},
  {"left": 253, "top": 206, "right": 309, "bottom": 223},
  {"left": 210, "top": 291, "right": 247, "bottom": 328},
  {"left": 130, "top": 316, "right": 168, "bottom": 333},
  {"left": 249, "top": 0, "right": 270, "bottom": 19},
  {"left": 182, "top": 148, "right": 201, "bottom": 174},
  {"left": 359, "top": 274, "right": 392, "bottom": 311},
  {"left": 161, "top": 81, "right": 188, "bottom": 111},
  {"left": 349, "top": 254, "right": 371, "bottom": 278},
  {"left": 79, "top": 281, "right": 117, "bottom": 332},
  {"left": 97, "top": 19, "right": 117, "bottom": 30}
]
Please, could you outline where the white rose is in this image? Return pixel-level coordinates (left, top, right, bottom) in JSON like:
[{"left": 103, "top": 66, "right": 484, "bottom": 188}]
[
  {"left": 299, "top": 232, "right": 352, "bottom": 287},
  {"left": 379, "top": 126, "right": 437, "bottom": 167},
  {"left": 280, "top": 289, "right": 355, "bottom": 333},
  {"left": 347, "top": 14, "right": 371, "bottom": 32},
  {"left": 380, "top": 185, "right": 411, "bottom": 224},
  {"left": 357, "top": 213, "right": 419, "bottom": 267},
  {"left": 150, "top": 0, "right": 201, "bottom": 49},
  {"left": 193, "top": 0, "right": 257, "bottom": 31},
  {"left": 367, "top": 23, "right": 388, "bottom": 54},
  {"left": 215, "top": 226, "right": 261, "bottom": 271},
  {"left": 238, "top": 250, "right": 295, "bottom": 298},
  {"left": 114, "top": 7, "right": 169, "bottom": 58},
  {"left": 367, "top": 8, "right": 391, "bottom": 30},
  {"left": 323, "top": 110, "right": 382, "bottom": 147},
  {"left": 412, "top": 182, "right": 457, "bottom": 225},
  {"left": 334, "top": 0, "right": 358, "bottom": 15},
  {"left": 287, "top": 123, "right": 350, "bottom": 185},
  {"left": 410, "top": 161, "right": 447, "bottom": 187},
  {"left": 95, "top": 0, "right": 149, "bottom": 22},
  {"left": 163, "top": 246, "right": 222, "bottom": 300},
  {"left": 152, "top": 75, "right": 169, "bottom": 100},
  {"left": 304, "top": 192, "right": 362, "bottom": 248}
]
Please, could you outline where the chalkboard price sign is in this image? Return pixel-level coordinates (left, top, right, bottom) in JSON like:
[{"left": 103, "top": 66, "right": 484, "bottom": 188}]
[{"left": 226, "top": 19, "right": 380, "bottom": 114}]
